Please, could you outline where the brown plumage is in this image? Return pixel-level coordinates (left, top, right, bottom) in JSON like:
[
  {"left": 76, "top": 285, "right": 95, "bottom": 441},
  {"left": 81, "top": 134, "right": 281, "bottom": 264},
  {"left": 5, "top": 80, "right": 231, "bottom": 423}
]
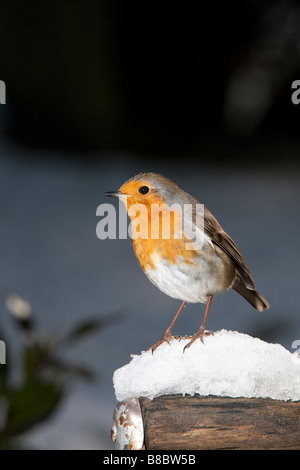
[{"left": 203, "top": 205, "right": 269, "bottom": 312}]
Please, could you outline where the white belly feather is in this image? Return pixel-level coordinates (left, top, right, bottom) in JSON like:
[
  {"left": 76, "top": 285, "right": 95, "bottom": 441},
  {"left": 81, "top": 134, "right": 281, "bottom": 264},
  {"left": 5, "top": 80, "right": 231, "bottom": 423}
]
[{"left": 145, "top": 248, "right": 234, "bottom": 304}]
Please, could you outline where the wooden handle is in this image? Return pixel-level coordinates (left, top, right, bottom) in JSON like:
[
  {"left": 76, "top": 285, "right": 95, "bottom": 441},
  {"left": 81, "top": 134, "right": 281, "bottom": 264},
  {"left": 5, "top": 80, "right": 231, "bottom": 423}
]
[{"left": 139, "top": 395, "right": 300, "bottom": 450}]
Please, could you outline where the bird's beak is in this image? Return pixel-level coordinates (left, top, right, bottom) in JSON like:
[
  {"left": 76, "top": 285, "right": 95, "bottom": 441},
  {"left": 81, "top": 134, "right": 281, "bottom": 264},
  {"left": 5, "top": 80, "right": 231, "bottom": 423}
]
[{"left": 104, "top": 191, "right": 128, "bottom": 199}]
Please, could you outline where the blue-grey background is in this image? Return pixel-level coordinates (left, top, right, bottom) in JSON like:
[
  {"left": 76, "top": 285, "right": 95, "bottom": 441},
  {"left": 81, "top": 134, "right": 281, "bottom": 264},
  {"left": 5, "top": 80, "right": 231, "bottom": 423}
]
[{"left": 0, "top": 0, "right": 300, "bottom": 449}]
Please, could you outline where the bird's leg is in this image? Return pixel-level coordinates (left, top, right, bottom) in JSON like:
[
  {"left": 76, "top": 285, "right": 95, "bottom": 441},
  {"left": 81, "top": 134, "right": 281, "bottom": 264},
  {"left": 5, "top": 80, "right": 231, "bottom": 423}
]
[
  {"left": 184, "top": 295, "right": 213, "bottom": 351},
  {"left": 149, "top": 301, "right": 186, "bottom": 353}
]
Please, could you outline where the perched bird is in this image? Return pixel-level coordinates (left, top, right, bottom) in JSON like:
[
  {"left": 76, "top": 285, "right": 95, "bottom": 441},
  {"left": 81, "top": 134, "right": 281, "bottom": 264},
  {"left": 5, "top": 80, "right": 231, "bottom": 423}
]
[{"left": 105, "top": 172, "right": 269, "bottom": 351}]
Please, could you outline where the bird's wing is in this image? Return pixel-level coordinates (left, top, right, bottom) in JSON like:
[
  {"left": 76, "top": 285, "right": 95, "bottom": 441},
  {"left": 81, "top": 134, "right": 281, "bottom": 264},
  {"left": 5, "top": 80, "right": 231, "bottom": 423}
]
[{"left": 204, "top": 207, "right": 256, "bottom": 290}]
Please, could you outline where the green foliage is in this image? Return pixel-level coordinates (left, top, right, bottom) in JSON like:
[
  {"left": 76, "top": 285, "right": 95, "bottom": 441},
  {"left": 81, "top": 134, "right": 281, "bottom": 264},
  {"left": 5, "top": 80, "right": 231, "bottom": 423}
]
[{"left": 0, "top": 293, "right": 107, "bottom": 449}]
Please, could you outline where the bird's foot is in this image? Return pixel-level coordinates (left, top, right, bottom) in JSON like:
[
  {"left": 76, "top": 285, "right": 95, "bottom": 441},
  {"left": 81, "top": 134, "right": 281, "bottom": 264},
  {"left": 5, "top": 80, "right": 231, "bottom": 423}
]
[
  {"left": 148, "top": 332, "right": 181, "bottom": 354},
  {"left": 183, "top": 329, "right": 214, "bottom": 352}
]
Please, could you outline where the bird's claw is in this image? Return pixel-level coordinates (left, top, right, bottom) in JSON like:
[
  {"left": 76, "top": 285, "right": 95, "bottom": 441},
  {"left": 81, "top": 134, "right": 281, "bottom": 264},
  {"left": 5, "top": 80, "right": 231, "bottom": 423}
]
[
  {"left": 148, "top": 333, "right": 181, "bottom": 354},
  {"left": 183, "top": 329, "right": 214, "bottom": 352}
]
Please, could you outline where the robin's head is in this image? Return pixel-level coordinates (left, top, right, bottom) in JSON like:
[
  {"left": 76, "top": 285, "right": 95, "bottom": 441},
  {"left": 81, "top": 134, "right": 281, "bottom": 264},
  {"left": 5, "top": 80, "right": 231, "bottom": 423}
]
[
  {"left": 105, "top": 173, "right": 201, "bottom": 247},
  {"left": 105, "top": 172, "right": 190, "bottom": 209}
]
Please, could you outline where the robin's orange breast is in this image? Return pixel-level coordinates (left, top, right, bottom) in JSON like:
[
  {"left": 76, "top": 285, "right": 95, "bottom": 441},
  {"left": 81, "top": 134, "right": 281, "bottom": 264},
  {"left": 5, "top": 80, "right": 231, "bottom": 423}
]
[
  {"left": 130, "top": 201, "right": 198, "bottom": 272},
  {"left": 133, "top": 235, "right": 198, "bottom": 271}
]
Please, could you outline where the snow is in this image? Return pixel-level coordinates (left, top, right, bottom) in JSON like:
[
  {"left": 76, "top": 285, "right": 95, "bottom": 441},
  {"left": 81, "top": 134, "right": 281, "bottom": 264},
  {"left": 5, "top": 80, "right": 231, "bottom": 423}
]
[{"left": 113, "top": 330, "right": 300, "bottom": 402}]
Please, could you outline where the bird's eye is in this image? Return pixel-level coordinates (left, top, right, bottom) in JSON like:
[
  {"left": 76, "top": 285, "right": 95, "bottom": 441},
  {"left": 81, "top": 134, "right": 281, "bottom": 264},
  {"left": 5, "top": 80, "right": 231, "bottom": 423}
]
[{"left": 139, "top": 185, "right": 150, "bottom": 195}]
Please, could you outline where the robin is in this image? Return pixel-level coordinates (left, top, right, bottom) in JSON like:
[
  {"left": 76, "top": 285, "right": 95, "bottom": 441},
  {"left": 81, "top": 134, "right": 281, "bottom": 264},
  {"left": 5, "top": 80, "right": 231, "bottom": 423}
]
[{"left": 105, "top": 172, "right": 269, "bottom": 352}]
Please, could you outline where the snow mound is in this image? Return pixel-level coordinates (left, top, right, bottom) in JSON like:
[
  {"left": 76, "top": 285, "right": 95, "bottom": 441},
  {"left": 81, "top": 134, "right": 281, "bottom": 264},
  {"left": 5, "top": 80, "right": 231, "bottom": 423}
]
[{"left": 113, "top": 330, "right": 300, "bottom": 402}]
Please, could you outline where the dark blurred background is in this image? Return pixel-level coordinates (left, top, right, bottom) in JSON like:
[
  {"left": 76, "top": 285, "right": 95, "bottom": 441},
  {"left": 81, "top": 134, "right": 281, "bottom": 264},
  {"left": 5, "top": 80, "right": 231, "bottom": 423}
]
[
  {"left": 2, "top": 0, "right": 300, "bottom": 156},
  {"left": 0, "top": 0, "right": 300, "bottom": 449}
]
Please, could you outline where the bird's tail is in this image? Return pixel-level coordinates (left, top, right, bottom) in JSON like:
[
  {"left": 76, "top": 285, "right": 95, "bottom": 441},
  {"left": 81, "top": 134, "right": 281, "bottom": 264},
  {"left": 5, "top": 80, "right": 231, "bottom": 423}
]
[{"left": 232, "top": 276, "right": 269, "bottom": 312}]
